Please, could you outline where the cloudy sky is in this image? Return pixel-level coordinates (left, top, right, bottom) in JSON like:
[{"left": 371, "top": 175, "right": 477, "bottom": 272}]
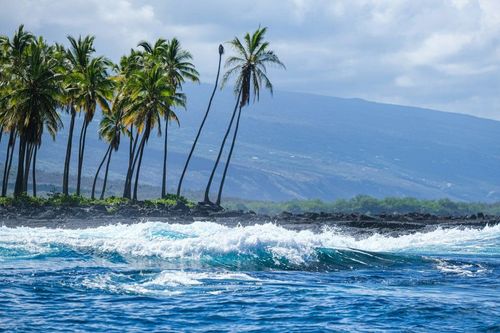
[{"left": 1, "top": 0, "right": 499, "bottom": 119}]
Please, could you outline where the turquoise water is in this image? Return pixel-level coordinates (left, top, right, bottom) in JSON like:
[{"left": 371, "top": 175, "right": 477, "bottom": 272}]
[{"left": 0, "top": 221, "right": 499, "bottom": 332}]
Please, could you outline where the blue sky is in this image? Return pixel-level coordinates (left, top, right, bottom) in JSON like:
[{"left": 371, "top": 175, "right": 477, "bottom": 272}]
[{"left": 1, "top": 0, "right": 499, "bottom": 119}]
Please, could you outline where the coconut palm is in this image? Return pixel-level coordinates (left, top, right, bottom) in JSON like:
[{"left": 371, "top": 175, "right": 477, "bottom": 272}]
[
  {"left": 74, "top": 55, "right": 114, "bottom": 196},
  {"left": 123, "top": 65, "right": 176, "bottom": 201},
  {"left": 206, "top": 27, "right": 285, "bottom": 206},
  {"left": 61, "top": 35, "right": 95, "bottom": 196},
  {"left": 4, "top": 37, "right": 63, "bottom": 197},
  {"left": 177, "top": 44, "right": 224, "bottom": 197},
  {"left": 159, "top": 38, "right": 198, "bottom": 198},
  {"left": 0, "top": 25, "right": 34, "bottom": 196},
  {"left": 91, "top": 95, "right": 127, "bottom": 199}
]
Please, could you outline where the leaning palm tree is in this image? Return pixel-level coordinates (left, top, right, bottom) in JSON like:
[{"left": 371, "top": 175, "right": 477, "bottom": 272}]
[
  {"left": 61, "top": 35, "right": 95, "bottom": 196},
  {"left": 74, "top": 55, "right": 114, "bottom": 196},
  {"left": 123, "top": 65, "right": 175, "bottom": 201},
  {"left": 177, "top": 44, "right": 224, "bottom": 197},
  {"left": 205, "top": 27, "right": 285, "bottom": 206},
  {"left": 91, "top": 96, "right": 127, "bottom": 199}
]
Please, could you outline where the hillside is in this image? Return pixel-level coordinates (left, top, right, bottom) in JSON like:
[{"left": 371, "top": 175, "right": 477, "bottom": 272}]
[{"left": 2, "top": 83, "right": 500, "bottom": 202}]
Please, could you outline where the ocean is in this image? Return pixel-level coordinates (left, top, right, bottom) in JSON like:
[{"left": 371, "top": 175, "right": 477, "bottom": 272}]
[{"left": 0, "top": 221, "right": 499, "bottom": 332}]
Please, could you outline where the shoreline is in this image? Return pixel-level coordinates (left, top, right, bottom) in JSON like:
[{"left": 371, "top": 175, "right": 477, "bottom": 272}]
[{"left": 1, "top": 203, "right": 498, "bottom": 233}]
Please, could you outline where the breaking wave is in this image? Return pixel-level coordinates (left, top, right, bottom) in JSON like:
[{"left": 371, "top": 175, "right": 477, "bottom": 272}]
[{"left": 0, "top": 221, "right": 498, "bottom": 271}]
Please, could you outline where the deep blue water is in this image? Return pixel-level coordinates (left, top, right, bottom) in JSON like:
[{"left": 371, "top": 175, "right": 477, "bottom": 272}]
[{"left": 0, "top": 221, "right": 499, "bottom": 332}]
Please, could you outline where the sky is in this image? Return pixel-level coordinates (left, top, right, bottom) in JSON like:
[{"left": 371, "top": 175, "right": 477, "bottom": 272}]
[{"left": 1, "top": 0, "right": 499, "bottom": 119}]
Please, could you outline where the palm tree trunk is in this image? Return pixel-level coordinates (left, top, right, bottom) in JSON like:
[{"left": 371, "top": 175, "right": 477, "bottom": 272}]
[
  {"left": 216, "top": 105, "right": 243, "bottom": 206},
  {"left": 91, "top": 146, "right": 111, "bottom": 200},
  {"left": 2, "top": 130, "right": 16, "bottom": 197},
  {"left": 0, "top": 127, "right": 3, "bottom": 145},
  {"left": 133, "top": 134, "right": 147, "bottom": 201},
  {"left": 123, "top": 127, "right": 138, "bottom": 199},
  {"left": 161, "top": 118, "right": 169, "bottom": 198},
  {"left": 62, "top": 107, "right": 76, "bottom": 196},
  {"left": 14, "top": 134, "right": 27, "bottom": 197},
  {"left": 177, "top": 51, "right": 222, "bottom": 197},
  {"left": 76, "top": 121, "right": 89, "bottom": 196},
  {"left": 100, "top": 149, "right": 113, "bottom": 200},
  {"left": 203, "top": 89, "right": 242, "bottom": 203},
  {"left": 23, "top": 143, "right": 34, "bottom": 193},
  {"left": 32, "top": 145, "right": 37, "bottom": 197}
]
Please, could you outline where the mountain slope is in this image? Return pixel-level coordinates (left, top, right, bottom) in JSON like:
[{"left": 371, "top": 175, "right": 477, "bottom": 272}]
[{"left": 2, "top": 83, "right": 500, "bottom": 201}]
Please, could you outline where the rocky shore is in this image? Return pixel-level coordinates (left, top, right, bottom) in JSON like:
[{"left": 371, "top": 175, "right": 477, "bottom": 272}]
[{"left": 1, "top": 202, "right": 498, "bottom": 234}]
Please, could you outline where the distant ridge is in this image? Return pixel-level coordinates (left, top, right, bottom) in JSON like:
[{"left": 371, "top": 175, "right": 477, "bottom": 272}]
[{"left": 2, "top": 83, "right": 500, "bottom": 201}]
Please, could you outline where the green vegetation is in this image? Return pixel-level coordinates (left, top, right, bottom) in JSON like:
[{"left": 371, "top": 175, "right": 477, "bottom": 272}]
[
  {"left": 0, "top": 192, "right": 192, "bottom": 208},
  {"left": 223, "top": 195, "right": 500, "bottom": 216},
  {"left": 0, "top": 25, "right": 282, "bottom": 206}
]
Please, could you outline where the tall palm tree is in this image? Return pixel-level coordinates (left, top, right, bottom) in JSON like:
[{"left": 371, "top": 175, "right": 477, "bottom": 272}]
[
  {"left": 0, "top": 25, "right": 34, "bottom": 196},
  {"left": 208, "top": 27, "right": 284, "bottom": 206},
  {"left": 134, "top": 38, "right": 198, "bottom": 198},
  {"left": 91, "top": 96, "right": 126, "bottom": 199},
  {"left": 74, "top": 55, "right": 114, "bottom": 196},
  {"left": 61, "top": 35, "right": 95, "bottom": 196},
  {"left": 4, "top": 37, "right": 62, "bottom": 197},
  {"left": 177, "top": 44, "right": 224, "bottom": 197},
  {"left": 123, "top": 65, "right": 175, "bottom": 201},
  {"left": 160, "top": 38, "right": 197, "bottom": 198}
]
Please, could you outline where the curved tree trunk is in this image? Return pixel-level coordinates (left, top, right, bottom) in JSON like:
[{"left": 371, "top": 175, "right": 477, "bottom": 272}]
[
  {"left": 203, "top": 89, "right": 242, "bottom": 203},
  {"left": 32, "top": 145, "right": 37, "bottom": 197},
  {"left": 62, "top": 107, "right": 76, "bottom": 195},
  {"left": 132, "top": 134, "right": 148, "bottom": 201},
  {"left": 177, "top": 52, "right": 223, "bottom": 197},
  {"left": 100, "top": 149, "right": 113, "bottom": 200},
  {"left": 23, "top": 143, "right": 34, "bottom": 192},
  {"left": 91, "top": 146, "right": 111, "bottom": 200},
  {"left": 14, "top": 134, "right": 27, "bottom": 197},
  {"left": 216, "top": 105, "right": 243, "bottom": 206},
  {"left": 123, "top": 127, "right": 138, "bottom": 199},
  {"left": 2, "top": 131, "right": 16, "bottom": 197},
  {"left": 76, "top": 120, "right": 89, "bottom": 196},
  {"left": 161, "top": 118, "right": 169, "bottom": 198}
]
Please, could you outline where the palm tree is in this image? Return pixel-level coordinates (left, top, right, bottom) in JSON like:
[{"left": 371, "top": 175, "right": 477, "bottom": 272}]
[
  {"left": 123, "top": 65, "right": 175, "bottom": 201},
  {"left": 207, "top": 27, "right": 285, "bottom": 206},
  {"left": 177, "top": 44, "right": 224, "bottom": 197},
  {"left": 0, "top": 25, "right": 34, "bottom": 196},
  {"left": 74, "top": 55, "right": 114, "bottom": 196},
  {"left": 61, "top": 35, "right": 95, "bottom": 196},
  {"left": 4, "top": 37, "right": 63, "bottom": 197},
  {"left": 91, "top": 96, "right": 126, "bottom": 199}
]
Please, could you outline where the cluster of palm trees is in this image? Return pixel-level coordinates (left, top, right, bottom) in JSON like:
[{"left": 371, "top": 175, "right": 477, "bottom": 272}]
[{"left": 0, "top": 25, "right": 283, "bottom": 206}]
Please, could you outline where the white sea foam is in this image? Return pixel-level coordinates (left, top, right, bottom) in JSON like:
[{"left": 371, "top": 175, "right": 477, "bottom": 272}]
[
  {"left": 81, "top": 270, "right": 257, "bottom": 295},
  {"left": 0, "top": 222, "right": 498, "bottom": 265}
]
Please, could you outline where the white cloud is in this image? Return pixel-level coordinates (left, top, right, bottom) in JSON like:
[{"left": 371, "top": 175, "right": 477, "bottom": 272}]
[{"left": 0, "top": 0, "right": 499, "bottom": 119}]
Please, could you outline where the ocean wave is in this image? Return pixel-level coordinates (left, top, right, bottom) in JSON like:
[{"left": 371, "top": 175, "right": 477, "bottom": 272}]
[{"left": 0, "top": 222, "right": 498, "bottom": 270}]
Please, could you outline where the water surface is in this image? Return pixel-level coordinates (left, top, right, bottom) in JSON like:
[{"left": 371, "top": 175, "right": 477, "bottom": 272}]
[{"left": 1, "top": 221, "right": 499, "bottom": 332}]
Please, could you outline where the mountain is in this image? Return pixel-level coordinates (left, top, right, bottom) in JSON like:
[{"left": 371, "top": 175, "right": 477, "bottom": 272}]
[{"left": 2, "top": 83, "right": 500, "bottom": 202}]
